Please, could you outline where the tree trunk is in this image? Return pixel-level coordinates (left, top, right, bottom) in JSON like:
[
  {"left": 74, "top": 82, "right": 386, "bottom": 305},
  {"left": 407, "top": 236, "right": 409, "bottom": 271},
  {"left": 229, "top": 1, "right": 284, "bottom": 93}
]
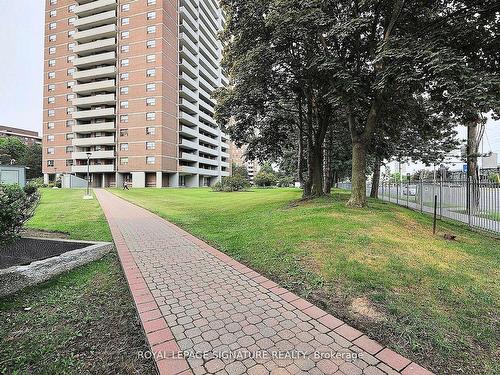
[
  {"left": 370, "top": 159, "right": 381, "bottom": 198},
  {"left": 347, "top": 140, "right": 367, "bottom": 207},
  {"left": 323, "top": 130, "right": 332, "bottom": 195},
  {"left": 467, "top": 119, "right": 482, "bottom": 212},
  {"left": 310, "top": 146, "right": 324, "bottom": 197}
]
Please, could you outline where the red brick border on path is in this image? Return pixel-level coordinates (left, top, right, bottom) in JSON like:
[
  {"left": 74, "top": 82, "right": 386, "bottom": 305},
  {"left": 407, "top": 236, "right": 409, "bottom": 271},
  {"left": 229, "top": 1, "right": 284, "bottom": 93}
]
[{"left": 95, "top": 189, "right": 433, "bottom": 375}]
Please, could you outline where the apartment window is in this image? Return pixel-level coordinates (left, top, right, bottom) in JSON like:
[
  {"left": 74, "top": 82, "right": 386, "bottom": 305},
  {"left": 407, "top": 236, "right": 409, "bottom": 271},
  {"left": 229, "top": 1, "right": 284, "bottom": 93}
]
[
  {"left": 49, "top": 22, "right": 56, "bottom": 30},
  {"left": 48, "top": 84, "right": 55, "bottom": 91},
  {"left": 66, "top": 133, "right": 74, "bottom": 140},
  {"left": 147, "top": 0, "right": 156, "bottom": 5},
  {"left": 49, "top": 10, "right": 56, "bottom": 17},
  {"left": 146, "top": 83, "right": 156, "bottom": 92},
  {"left": 68, "top": 4, "right": 76, "bottom": 12},
  {"left": 146, "top": 126, "right": 155, "bottom": 135},
  {"left": 67, "top": 93, "right": 75, "bottom": 101},
  {"left": 121, "top": 31, "right": 129, "bottom": 39},
  {"left": 68, "top": 17, "right": 76, "bottom": 25},
  {"left": 47, "top": 122, "right": 55, "bottom": 129},
  {"left": 121, "top": 18, "right": 129, "bottom": 25},
  {"left": 146, "top": 97, "right": 156, "bottom": 106},
  {"left": 47, "top": 160, "right": 54, "bottom": 167},
  {"left": 48, "top": 97, "right": 55, "bottom": 104},
  {"left": 147, "top": 26, "right": 156, "bottom": 34},
  {"left": 146, "top": 54, "right": 156, "bottom": 63},
  {"left": 48, "top": 109, "right": 55, "bottom": 117},
  {"left": 147, "top": 11, "right": 156, "bottom": 20},
  {"left": 120, "top": 143, "right": 129, "bottom": 151},
  {"left": 120, "top": 157, "right": 129, "bottom": 165},
  {"left": 67, "top": 81, "right": 75, "bottom": 88},
  {"left": 47, "top": 134, "right": 55, "bottom": 141},
  {"left": 146, "top": 112, "right": 156, "bottom": 121},
  {"left": 65, "top": 146, "right": 73, "bottom": 153},
  {"left": 146, "top": 156, "right": 155, "bottom": 164},
  {"left": 68, "top": 43, "right": 75, "bottom": 51},
  {"left": 68, "top": 30, "right": 75, "bottom": 37},
  {"left": 120, "top": 129, "right": 128, "bottom": 137},
  {"left": 48, "top": 72, "right": 55, "bottom": 79},
  {"left": 66, "top": 119, "right": 74, "bottom": 127},
  {"left": 47, "top": 147, "right": 55, "bottom": 155},
  {"left": 49, "top": 0, "right": 57, "bottom": 5},
  {"left": 67, "top": 55, "right": 75, "bottom": 63},
  {"left": 48, "top": 59, "right": 55, "bottom": 67},
  {"left": 67, "top": 107, "right": 74, "bottom": 114},
  {"left": 49, "top": 47, "right": 56, "bottom": 54},
  {"left": 49, "top": 34, "right": 56, "bottom": 42},
  {"left": 120, "top": 101, "right": 129, "bottom": 109},
  {"left": 121, "top": 59, "right": 129, "bottom": 67},
  {"left": 121, "top": 45, "right": 129, "bottom": 53},
  {"left": 67, "top": 68, "right": 75, "bottom": 76},
  {"left": 120, "top": 115, "right": 129, "bottom": 123},
  {"left": 120, "top": 72, "right": 129, "bottom": 81},
  {"left": 66, "top": 159, "right": 74, "bottom": 166},
  {"left": 120, "top": 86, "right": 129, "bottom": 95},
  {"left": 146, "top": 40, "right": 156, "bottom": 48},
  {"left": 146, "top": 142, "right": 155, "bottom": 150},
  {"left": 146, "top": 68, "right": 156, "bottom": 77},
  {"left": 121, "top": 3, "right": 130, "bottom": 11}
]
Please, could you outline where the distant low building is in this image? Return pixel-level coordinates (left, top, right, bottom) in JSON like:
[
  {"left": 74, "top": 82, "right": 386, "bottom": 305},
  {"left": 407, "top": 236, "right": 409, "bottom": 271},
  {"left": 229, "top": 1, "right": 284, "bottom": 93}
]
[
  {"left": 229, "top": 142, "right": 261, "bottom": 183},
  {"left": 0, "top": 125, "right": 41, "bottom": 146}
]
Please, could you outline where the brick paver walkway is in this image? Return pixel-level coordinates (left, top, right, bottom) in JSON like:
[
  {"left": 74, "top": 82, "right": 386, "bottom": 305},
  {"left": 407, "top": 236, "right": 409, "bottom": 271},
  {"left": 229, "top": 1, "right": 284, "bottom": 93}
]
[{"left": 95, "top": 189, "right": 433, "bottom": 375}]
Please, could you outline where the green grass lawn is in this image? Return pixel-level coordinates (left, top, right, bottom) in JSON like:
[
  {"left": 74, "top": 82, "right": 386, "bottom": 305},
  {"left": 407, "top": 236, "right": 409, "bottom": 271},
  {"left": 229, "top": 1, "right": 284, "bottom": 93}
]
[
  {"left": 112, "top": 187, "right": 500, "bottom": 375},
  {"left": 1, "top": 189, "right": 154, "bottom": 374},
  {"left": 25, "top": 189, "right": 112, "bottom": 241}
]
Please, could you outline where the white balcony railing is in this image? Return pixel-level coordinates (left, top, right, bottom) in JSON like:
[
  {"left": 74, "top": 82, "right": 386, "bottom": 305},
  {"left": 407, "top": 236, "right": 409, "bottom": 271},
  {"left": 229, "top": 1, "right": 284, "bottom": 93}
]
[
  {"left": 72, "top": 136, "right": 115, "bottom": 147},
  {"left": 71, "top": 164, "right": 115, "bottom": 173}
]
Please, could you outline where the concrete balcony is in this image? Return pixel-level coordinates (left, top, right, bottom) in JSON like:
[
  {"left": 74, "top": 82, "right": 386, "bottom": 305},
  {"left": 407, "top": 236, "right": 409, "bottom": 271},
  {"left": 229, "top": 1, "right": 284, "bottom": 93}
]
[
  {"left": 198, "top": 144, "right": 219, "bottom": 156},
  {"left": 220, "top": 151, "right": 230, "bottom": 158},
  {"left": 74, "top": 38, "right": 116, "bottom": 56},
  {"left": 179, "top": 125, "right": 198, "bottom": 138},
  {"left": 199, "top": 75, "right": 216, "bottom": 95},
  {"left": 179, "top": 111, "right": 199, "bottom": 127},
  {"left": 72, "top": 150, "right": 115, "bottom": 159},
  {"left": 73, "top": 136, "right": 115, "bottom": 147},
  {"left": 199, "top": 65, "right": 219, "bottom": 88},
  {"left": 179, "top": 85, "right": 198, "bottom": 103},
  {"left": 73, "top": 51, "right": 116, "bottom": 68},
  {"left": 180, "top": 20, "right": 198, "bottom": 44},
  {"left": 73, "top": 24, "right": 117, "bottom": 43},
  {"left": 73, "top": 79, "right": 115, "bottom": 94},
  {"left": 178, "top": 165, "right": 199, "bottom": 174},
  {"left": 179, "top": 33, "right": 197, "bottom": 55},
  {"left": 179, "top": 6, "right": 198, "bottom": 30},
  {"left": 179, "top": 98, "right": 198, "bottom": 114},
  {"left": 198, "top": 156, "right": 218, "bottom": 166},
  {"left": 180, "top": 0, "right": 198, "bottom": 23},
  {"left": 179, "top": 71, "right": 198, "bottom": 90},
  {"left": 198, "top": 122, "right": 218, "bottom": 135},
  {"left": 180, "top": 138, "right": 198, "bottom": 150},
  {"left": 180, "top": 152, "right": 199, "bottom": 163},
  {"left": 75, "top": 0, "right": 117, "bottom": 17},
  {"left": 72, "top": 121, "right": 115, "bottom": 133},
  {"left": 198, "top": 111, "right": 217, "bottom": 127},
  {"left": 180, "top": 59, "right": 198, "bottom": 78},
  {"left": 180, "top": 46, "right": 198, "bottom": 67},
  {"left": 72, "top": 107, "right": 115, "bottom": 120},
  {"left": 74, "top": 10, "right": 116, "bottom": 30},
  {"left": 221, "top": 161, "right": 230, "bottom": 168},
  {"left": 72, "top": 164, "right": 115, "bottom": 173},
  {"left": 198, "top": 168, "right": 220, "bottom": 176},
  {"left": 73, "top": 66, "right": 116, "bottom": 81},
  {"left": 72, "top": 93, "right": 115, "bottom": 108},
  {"left": 198, "top": 133, "right": 218, "bottom": 146}
]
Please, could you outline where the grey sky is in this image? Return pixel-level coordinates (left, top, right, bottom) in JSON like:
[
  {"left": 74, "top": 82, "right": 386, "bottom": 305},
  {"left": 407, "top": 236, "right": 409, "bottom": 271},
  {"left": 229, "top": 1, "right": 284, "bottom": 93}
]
[{"left": 0, "top": 1, "right": 498, "bottom": 156}]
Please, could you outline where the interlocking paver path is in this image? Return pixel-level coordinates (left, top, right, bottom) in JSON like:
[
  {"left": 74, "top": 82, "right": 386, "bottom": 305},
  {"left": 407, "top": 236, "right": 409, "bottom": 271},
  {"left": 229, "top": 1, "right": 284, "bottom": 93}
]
[{"left": 95, "top": 189, "right": 433, "bottom": 375}]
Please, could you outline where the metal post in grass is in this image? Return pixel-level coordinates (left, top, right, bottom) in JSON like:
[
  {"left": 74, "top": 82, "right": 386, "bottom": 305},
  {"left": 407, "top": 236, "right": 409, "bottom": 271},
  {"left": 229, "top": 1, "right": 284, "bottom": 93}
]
[
  {"left": 420, "top": 178, "right": 423, "bottom": 212},
  {"left": 406, "top": 173, "right": 410, "bottom": 208},
  {"left": 83, "top": 152, "right": 93, "bottom": 200},
  {"left": 433, "top": 195, "right": 438, "bottom": 235}
]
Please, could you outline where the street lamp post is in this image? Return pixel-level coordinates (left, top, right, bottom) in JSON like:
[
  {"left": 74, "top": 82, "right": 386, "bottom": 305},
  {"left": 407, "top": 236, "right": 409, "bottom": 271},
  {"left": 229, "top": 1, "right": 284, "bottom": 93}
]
[{"left": 83, "top": 152, "right": 93, "bottom": 199}]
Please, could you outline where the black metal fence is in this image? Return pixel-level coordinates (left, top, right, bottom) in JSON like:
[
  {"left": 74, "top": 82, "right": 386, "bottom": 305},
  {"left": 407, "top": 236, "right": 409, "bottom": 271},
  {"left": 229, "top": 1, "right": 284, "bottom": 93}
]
[{"left": 338, "top": 179, "right": 500, "bottom": 235}]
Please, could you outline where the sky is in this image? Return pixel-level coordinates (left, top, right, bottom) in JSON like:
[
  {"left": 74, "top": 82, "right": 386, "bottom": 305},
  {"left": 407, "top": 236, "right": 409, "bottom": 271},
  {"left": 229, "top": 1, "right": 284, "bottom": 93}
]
[{"left": 0, "top": 1, "right": 498, "bottom": 161}]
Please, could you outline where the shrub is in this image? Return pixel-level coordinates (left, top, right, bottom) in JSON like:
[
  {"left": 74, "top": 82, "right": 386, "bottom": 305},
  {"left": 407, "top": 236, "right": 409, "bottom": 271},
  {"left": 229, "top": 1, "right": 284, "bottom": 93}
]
[
  {"left": 277, "top": 176, "right": 294, "bottom": 187},
  {"left": 29, "top": 177, "right": 46, "bottom": 188},
  {"left": 254, "top": 171, "right": 278, "bottom": 187},
  {"left": 212, "top": 175, "right": 250, "bottom": 192},
  {"left": 0, "top": 184, "right": 39, "bottom": 247}
]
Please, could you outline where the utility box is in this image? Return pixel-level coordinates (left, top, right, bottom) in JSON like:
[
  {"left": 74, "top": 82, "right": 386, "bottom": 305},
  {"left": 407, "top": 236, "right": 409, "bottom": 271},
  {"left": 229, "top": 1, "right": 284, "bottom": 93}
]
[{"left": 0, "top": 165, "right": 26, "bottom": 186}]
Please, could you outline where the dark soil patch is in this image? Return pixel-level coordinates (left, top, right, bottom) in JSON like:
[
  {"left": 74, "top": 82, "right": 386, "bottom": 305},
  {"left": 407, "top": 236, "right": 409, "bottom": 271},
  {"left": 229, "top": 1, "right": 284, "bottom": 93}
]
[
  {"left": 20, "top": 228, "right": 70, "bottom": 239},
  {"left": 0, "top": 238, "right": 89, "bottom": 269}
]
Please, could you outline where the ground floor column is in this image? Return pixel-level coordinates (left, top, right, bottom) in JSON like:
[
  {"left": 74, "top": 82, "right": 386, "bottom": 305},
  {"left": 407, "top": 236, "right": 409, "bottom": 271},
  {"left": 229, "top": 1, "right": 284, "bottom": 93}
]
[{"left": 156, "top": 171, "right": 162, "bottom": 188}]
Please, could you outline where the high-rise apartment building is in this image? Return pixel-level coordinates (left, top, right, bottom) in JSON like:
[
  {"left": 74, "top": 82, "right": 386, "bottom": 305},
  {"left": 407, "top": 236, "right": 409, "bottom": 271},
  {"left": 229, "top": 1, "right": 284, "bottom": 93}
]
[{"left": 42, "top": 0, "right": 230, "bottom": 188}]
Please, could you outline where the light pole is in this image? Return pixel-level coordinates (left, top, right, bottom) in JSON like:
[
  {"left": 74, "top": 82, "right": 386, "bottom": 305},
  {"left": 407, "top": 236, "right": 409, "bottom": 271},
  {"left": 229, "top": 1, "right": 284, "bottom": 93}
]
[{"left": 84, "top": 152, "right": 93, "bottom": 199}]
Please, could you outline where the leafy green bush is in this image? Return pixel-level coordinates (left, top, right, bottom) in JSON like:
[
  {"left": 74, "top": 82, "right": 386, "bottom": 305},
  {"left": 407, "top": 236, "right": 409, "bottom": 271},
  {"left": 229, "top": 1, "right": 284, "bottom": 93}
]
[
  {"left": 29, "top": 177, "right": 46, "bottom": 188},
  {"left": 0, "top": 184, "right": 39, "bottom": 247},
  {"left": 254, "top": 171, "right": 278, "bottom": 187},
  {"left": 212, "top": 175, "right": 250, "bottom": 192},
  {"left": 277, "top": 176, "right": 294, "bottom": 187}
]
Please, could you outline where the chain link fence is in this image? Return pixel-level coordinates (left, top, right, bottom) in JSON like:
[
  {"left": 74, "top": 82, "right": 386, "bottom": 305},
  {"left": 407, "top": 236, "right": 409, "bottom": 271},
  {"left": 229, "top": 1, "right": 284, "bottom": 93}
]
[{"left": 338, "top": 179, "right": 500, "bottom": 235}]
